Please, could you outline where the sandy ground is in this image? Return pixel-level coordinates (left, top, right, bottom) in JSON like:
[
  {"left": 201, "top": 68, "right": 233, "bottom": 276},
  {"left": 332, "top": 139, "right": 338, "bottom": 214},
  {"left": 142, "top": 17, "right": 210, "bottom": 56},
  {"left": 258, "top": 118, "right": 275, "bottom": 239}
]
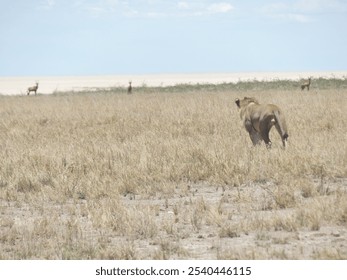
[
  {"left": 122, "top": 179, "right": 347, "bottom": 259},
  {"left": 1, "top": 71, "right": 346, "bottom": 95},
  {"left": 1, "top": 178, "right": 346, "bottom": 259}
]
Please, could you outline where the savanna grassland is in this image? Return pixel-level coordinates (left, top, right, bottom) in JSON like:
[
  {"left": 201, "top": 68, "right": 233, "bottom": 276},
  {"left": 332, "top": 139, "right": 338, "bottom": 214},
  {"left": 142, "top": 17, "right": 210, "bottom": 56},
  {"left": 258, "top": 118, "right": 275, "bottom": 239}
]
[{"left": 0, "top": 79, "right": 347, "bottom": 259}]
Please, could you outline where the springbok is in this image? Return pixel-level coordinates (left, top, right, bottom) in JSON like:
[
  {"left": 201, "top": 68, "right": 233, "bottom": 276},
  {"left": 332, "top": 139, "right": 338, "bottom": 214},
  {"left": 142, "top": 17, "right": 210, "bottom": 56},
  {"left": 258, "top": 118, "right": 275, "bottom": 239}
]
[
  {"left": 127, "top": 81, "right": 132, "bottom": 94},
  {"left": 301, "top": 78, "right": 311, "bottom": 91},
  {"left": 27, "top": 82, "right": 39, "bottom": 95}
]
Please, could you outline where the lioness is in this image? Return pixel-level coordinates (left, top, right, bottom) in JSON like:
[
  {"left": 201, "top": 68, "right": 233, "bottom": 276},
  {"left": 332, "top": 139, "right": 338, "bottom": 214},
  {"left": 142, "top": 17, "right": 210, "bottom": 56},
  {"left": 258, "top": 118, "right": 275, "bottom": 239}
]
[{"left": 235, "top": 97, "right": 288, "bottom": 148}]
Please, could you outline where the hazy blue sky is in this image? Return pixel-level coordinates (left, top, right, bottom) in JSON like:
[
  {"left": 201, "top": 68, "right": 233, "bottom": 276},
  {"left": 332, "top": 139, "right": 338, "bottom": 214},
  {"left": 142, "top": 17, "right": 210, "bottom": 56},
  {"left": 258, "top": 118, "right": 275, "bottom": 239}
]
[{"left": 1, "top": 0, "right": 347, "bottom": 76}]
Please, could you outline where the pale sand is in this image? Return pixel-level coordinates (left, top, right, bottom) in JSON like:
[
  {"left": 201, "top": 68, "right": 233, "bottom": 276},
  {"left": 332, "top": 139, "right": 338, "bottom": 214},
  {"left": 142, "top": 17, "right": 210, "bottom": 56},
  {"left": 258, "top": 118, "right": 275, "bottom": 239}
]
[{"left": 0, "top": 71, "right": 346, "bottom": 95}]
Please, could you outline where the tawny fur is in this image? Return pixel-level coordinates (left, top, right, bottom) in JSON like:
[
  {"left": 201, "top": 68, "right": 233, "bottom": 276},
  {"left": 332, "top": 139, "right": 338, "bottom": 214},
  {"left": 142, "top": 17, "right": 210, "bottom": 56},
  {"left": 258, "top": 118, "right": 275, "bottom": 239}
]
[{"left": 235, "top": 97, "right": 289, "bottom": 148}]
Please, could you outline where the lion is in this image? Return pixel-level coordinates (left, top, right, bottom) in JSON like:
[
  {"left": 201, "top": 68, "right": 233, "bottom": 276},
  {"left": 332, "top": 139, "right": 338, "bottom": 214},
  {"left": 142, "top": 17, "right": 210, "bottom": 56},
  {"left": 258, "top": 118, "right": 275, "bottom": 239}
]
[{"left": 235, "top": 97, "right": 288, "bottom": 148}]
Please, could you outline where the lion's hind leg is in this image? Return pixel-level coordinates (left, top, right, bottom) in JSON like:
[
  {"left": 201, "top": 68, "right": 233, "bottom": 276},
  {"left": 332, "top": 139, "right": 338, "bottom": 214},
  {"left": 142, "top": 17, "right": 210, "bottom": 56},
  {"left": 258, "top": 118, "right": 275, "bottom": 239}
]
[
  {"left": 245, "top": 120, "right": 262, "bottom": 146},
  {"left": 259, "top": 117, "right": 275, "bottom": 148},
  {"left": 249, "top": 131, "right": 262, "bottom": 146}
]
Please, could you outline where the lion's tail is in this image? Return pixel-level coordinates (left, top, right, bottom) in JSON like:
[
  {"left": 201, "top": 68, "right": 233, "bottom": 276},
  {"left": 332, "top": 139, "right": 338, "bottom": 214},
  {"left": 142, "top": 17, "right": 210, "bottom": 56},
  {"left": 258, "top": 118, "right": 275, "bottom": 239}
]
[{"left": 273, "top": 110, "right": 289, "bottom": 145}]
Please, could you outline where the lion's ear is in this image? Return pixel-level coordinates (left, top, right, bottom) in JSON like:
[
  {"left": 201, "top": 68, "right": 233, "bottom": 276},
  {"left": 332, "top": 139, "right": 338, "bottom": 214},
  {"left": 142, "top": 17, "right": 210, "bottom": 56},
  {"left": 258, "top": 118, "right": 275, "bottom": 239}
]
[{"left": 235, "top": 98, "right": 240, "bottom": 108}]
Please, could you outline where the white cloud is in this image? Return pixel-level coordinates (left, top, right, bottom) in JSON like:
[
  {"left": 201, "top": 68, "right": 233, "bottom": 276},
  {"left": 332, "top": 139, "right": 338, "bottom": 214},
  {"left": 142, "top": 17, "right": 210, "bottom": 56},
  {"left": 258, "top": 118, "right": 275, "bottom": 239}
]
[
  {"left": 71, "top": 0, "right": 234, "bottom": 18},
  {"left": 85, "top": 6, "right": 107, "bottom": 17},
  {"left": 207, "top": 3, "right": 233, "bottom": 14},
  {"left": 145, "top": 11, "right": 167, "bottom": 18},
  {"left": 71, "top": 0, "right": 121, "bottom": 17},
  {"left": 275, "top": 13, "right": 312, "bottom": 23},
  {"left": 293, "top": 0, "right": 347, "bottom": 13},
  {"left": 47, "top": 0, "right": 56, "bottom": 7},
  {"left": 261, "top": 2, "right": 306, "bottom": 22},
  {"left": 37, "top": 0, "right": 56, "bottom": 10},
  {"left": 175, "top": 1, "right": 234, "bottom": 17},
  {"left": 177, "top": 2, "right": 189, "bottom": 10},
  {"left": 262, "top": 0, "right": 347, "bottom": 22},
  {"left": 123, "top": 8, "right": 139, "bottom": 17}
]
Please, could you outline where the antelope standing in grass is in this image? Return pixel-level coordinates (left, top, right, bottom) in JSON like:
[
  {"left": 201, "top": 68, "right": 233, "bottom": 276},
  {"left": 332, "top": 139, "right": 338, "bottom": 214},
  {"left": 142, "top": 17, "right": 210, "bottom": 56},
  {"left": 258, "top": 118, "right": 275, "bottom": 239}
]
[
  {"left": 301, "top": 78, "right": 311, "bottom": 91},
  {"left": 127, "top": 81, "right": 132, "bottom": 94},
  {"left": 27, "top": 82, "right": 39, "bottom": 95}
]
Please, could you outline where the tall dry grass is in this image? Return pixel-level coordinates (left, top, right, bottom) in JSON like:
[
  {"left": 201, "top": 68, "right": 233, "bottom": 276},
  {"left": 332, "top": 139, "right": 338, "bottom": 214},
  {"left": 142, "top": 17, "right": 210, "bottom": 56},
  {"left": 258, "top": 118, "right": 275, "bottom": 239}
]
[{"left": 0, "top": 86, "right": 346, "bottom": 259}]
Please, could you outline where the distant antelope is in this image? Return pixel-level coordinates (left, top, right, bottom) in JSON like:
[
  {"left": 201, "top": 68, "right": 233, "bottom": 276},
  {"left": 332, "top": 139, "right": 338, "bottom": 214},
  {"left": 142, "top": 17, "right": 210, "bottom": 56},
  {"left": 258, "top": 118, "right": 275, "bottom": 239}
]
[
  {"left": 27, "top": 82, "right": 39, "bottom": 95},
  {"left": 301, "top": 78, "right": 311, "bottom": 91},
  {"left": 127, "top": 81, "right": 132, "bottom": 94}
]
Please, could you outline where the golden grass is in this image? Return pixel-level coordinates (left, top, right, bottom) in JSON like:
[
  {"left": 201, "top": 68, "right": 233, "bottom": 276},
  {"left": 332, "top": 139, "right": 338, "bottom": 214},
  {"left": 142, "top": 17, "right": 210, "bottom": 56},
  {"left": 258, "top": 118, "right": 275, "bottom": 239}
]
[{"left": 0, "top": 88, "right": 346, "bottom": 259}]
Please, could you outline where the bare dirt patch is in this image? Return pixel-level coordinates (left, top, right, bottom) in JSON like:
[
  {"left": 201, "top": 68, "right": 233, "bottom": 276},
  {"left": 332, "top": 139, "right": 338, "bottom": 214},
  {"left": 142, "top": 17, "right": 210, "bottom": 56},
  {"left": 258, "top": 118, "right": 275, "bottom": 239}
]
[{"left": 1, "top": 178, "right": 346, "bottom": 259}]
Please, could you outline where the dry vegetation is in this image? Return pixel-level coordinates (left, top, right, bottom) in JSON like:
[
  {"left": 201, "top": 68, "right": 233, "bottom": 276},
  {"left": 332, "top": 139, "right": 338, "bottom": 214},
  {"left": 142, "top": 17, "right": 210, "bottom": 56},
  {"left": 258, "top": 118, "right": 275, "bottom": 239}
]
[{"left": 0, "top": 82, "right": 347, "bottom": 259}]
